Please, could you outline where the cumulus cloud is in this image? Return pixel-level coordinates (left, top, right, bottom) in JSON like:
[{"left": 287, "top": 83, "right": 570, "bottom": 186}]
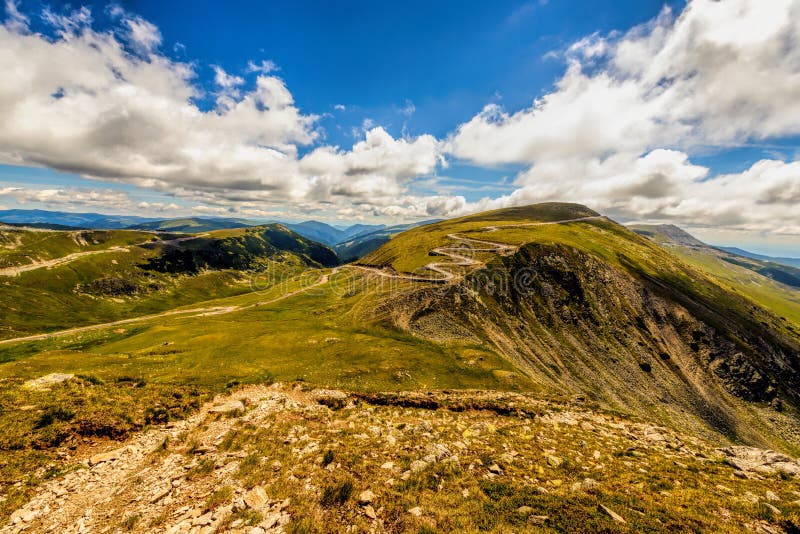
[
  {"left": 0, "top": 4, "right": 443, "bottom": 219},
  {"left": 447, "top": 0, "right": 800, "bottom": 233},
  {"left": 1, "top": 0, "right": 800, "bottom": 235},
  {"left": 2, "top": 186, "right": 134, "bottom": 209},
  {"left": 246, "top": 59, "right": 278, "bottom": 74},
  {"left": 453, "top": 0, "right": 800, "bottom": 163}
]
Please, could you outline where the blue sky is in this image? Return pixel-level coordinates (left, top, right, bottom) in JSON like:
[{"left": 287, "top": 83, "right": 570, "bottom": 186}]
[{"left": 1, "top": 0, "right": 800, "bottom": 256}]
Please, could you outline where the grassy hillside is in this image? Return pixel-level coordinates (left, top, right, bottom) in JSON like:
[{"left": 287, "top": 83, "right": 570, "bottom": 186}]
[
  {"left": 2, "top": 203, "right": 800, "bottom": 530},
  {"left": 0, "top": 227, "right": 164, "bottom": 269},
  {"left": 142, "top": 224, "right": 340, "bottom": 272},
  {"left": 359, "top": 203, "right": 598, "bottom": 273},
  {"left": 359, "top": 204, "right": 800, "bottom": 453},
  {"left": 0, "top": 224, "right": 338, "bottom": 339},
  {"left": 631, "top": 224, "right": 800, "bottom": 328},
  {"left": 127, "top": 218, "right": 254, "bottom": 233}
]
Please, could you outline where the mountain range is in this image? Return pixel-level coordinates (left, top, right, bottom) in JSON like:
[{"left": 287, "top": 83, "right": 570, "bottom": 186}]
[{"left": 2, "top": 203, "right": 800, "bottom": 530}]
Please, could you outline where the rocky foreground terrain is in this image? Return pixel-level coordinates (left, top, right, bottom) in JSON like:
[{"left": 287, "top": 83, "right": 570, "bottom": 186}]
[{"left": 3, "top": 384, "right": 800, "bottom": 533}]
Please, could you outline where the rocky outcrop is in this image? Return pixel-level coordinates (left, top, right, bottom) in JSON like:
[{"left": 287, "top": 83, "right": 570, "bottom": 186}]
[
  {"left": 379, "top": 243, "right": 800, "bottom": 451},
  {"left": 6, "top": 385, "right": 800, "bottom": 533}
]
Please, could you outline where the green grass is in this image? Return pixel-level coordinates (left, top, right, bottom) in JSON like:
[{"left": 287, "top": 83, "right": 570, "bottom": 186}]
[
  {"left": 668, "top": 247, "right": 800, "bottom": 329},
  {"left": 0, "top": 228, "right": 165, "bottom": 269},
  {"left": 0, "top": 226, "right": 335, "bottom": 340},
  {"left": 0, "top": 271, "right": 527, "bottom": 391}
]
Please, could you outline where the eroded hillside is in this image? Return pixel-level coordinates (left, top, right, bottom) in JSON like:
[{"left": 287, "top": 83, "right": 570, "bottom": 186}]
[
  {"left": 5, "top": 383, "right": 800, "bottom": 533},
  {"left": 361, "top": 206, "right": 800, "bottom": 453}
]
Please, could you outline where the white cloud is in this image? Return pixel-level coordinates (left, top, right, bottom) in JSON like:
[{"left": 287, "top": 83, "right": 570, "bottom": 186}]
[
  {"left": 246, "top": 59, "right": 278, "bottom": 74},
  {"left": 3, "top": 0, "right": 26, "bottom": 32},
  {"left": 0, "top": 4, "right": 443, "bottom": 220},
  {"left": 1, "top": 0, "right": 800, "bottom": 236},
  {"left": 400, "top": 100, "right": 416, "bottom": 117},
  {"left": 213, "top": 66, "right": 244, "bottom": 88},
  {"left": 124, "top": 15, "right": 161, "bottom": 54},
  {"left": 1, "top": 186, "right": 133, "bottom": 208},
  {"left": 446, "top": 0, "right": 800, "bottom": 232}
]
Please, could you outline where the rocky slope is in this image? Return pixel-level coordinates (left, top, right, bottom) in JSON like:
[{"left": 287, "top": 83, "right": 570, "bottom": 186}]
[
  {"left": 365, "top": 208, "right": 800, "bottom": 454},
  {"left": 4, "top": 383, "right": 800, "bottom": 533}
]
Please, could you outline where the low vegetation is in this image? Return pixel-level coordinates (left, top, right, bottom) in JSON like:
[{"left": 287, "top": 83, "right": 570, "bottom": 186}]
[{"left": 1, "top": 203, "right": 800, "bottom": 532}]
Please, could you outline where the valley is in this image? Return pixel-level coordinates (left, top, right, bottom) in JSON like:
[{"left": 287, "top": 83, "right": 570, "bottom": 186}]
[{"left": 1, "top": 203, "right": 800, "bottom": 532}]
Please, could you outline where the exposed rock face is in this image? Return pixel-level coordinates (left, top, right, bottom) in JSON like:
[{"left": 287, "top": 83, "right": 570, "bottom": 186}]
[
  {"left": 717, "top": 446, "right": 800, "bottom": 476},
  {"left": 22, "top": 374, "right": 74, "bottom": 390},
  {"left": 208, "top": 400, "right": 245, "bottom": 414},
  {"left": 380, "top": 243, "right": 800, "bottom": 450},
  {"left": 5, "top": 385, "right": 800, "bottom": 533}
]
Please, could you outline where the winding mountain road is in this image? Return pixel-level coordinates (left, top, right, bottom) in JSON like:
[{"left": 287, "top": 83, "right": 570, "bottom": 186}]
[
  {"left": 0, "top": 215, "right": 600, "bottom": 345},
  {"left": 353, "top": 215, "right": 603, "bottom": 283}
]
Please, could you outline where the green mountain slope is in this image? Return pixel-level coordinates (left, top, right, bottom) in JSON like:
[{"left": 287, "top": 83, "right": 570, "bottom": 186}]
[
  {"left": 127, "top": 217, "right": 255, "bottom": 233},
  {"left": 2, "top": 203, "right": 799, "bottom": 453},
  {"left": 0, "top": 224, "right": 338, "bottom": 339},
  {"left": 631, "top": 224, "right": 800, "bottom": 327},
  {"left": 0, "top": 227, "right": 164, "bottom": 269},
  {"left": 358, "top": 204, "right": 800, "bottom": 452}
]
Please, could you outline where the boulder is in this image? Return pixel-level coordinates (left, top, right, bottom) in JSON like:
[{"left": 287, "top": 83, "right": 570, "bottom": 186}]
[
  {"left": 245, "top": 486, "right": 269, "bottom": 510},
  {"left": 209, "top": 400, "right": 245, "bottom": 414},
  {"left": 23, "top": 373, "right": 74, "bottom": 390}
]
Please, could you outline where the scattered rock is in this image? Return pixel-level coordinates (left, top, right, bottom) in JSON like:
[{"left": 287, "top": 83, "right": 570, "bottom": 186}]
[
  {"left": 546, "top": 455, "right": 563, "bottom": 468},
  {"left": 380, "top": 461, "right": 394, "bottom": 470},
  {"left": 358, "top": 490, "right": 375, "bottom": 504},
  {"left": 716, "top": 446, "right": 800, "bottom": 476},
  {"left": 89, "top": 450, "right": 121, "bottom": 467},
  {"left": 599, "top": 504, "right": 626, "bottom": 523},
  {"left": 260, "top": 512, "right": 280, "bottom": 529},
  {"left": 209, "top": 400, "right": 245, "bottom": 414},
  {"left": 311, "top": 389, "right": 349, "bottom": 409},
  {"left": 410, "top": 459, "right": 428, "bottom": 473},
  {"left": 764, "top": 503, "right": 781, "bottom": 516},
  {"left": 23, "top": 373, "right": 74, "bottom": 390},
  {"left": 364, "top": 505, "right": 377, "bottom": 519},
  {"left": 426, "top": 443, "right": 450, "bottom": 461},
  {"left": 245, "top": 486, "right": 269, "bottom": 510},
  {"left": 517, "top": 505, "right": 533, "bottom": 515},
  {"left": 408, "top": 506, "right": 423, "bottom": 517}
]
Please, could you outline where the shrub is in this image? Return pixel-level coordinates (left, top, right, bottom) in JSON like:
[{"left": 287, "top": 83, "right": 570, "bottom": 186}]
[
  {"left": 320, "top": 478, "right": 354, "bottom": 507},
  {"left": 34, "top": 406, "right": 75, "bottom": 429}
]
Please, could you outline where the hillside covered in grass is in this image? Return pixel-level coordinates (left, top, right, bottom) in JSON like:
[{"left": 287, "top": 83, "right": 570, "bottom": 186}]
[
  {"left": 631, "top": 224, "right": 800, "bottom": 328},
  {"left": 2, "top": 203, "right": 800, "bottom": 532},
  {"left": 0, "top": 224, "right": 339, "bottom": 340},
  {"left": 359, "top": 203, "right": 800, "bottom": 453}
]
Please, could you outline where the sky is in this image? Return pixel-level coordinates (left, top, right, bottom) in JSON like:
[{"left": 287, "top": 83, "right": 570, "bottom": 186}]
[{"left": 0, "top": 0, "right": 799, "bottom": 256}]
